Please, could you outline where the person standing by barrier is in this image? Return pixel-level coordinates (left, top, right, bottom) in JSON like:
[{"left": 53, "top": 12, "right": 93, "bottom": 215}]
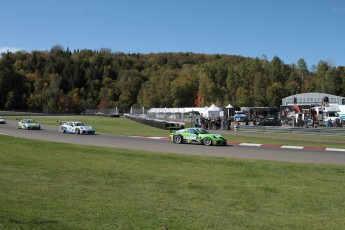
[
  {"left": 304, "top": 117, "right": 309, "bottom": 128},
  {"left": 226, "top": 117, "right": 231, "bottom": 130},
  {"left": 313, "top": 119, "right": 318, "bottom": 128}
]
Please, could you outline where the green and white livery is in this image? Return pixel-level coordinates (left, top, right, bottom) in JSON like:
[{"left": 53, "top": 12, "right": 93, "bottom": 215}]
[
  {"left": 170, "top": 128, "right": 227, "bottom": 146},
  {"left": 17, "top": 119, "right": 41, "bottom": 130}
]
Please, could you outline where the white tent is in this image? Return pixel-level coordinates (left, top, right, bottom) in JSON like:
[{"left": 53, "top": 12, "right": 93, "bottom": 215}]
[
  {"left": 226, "top": 104, "right": 233, "bottom": 109},
  {"left": 202, "top": 104, "right": 220, "bottom": 118},
  {"left": 225, "top": 104, "right": 234, "bottom": 117}
]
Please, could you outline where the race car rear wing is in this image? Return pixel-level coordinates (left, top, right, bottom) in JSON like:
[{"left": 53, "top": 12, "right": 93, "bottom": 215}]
[{"left": 57, "top": 120, "right": 76, "bottom": 124}]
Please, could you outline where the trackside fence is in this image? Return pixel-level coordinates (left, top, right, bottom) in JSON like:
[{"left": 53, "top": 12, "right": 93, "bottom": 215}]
[{"left": 238, "top": 125, "right": 345, "bottom": 136}]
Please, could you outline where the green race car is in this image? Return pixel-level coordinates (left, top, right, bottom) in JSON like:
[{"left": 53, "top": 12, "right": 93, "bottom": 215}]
[
  {"left": 170, "top": 128, "right": 227, "bottom": 146},
  {"left": 17, "top": 119, "right": 41, "bottom": 130}
]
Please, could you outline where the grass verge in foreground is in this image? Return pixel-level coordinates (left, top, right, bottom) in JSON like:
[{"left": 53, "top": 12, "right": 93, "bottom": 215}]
[{"left": 1, "top": 135, "right": 345, "bottom": 229}]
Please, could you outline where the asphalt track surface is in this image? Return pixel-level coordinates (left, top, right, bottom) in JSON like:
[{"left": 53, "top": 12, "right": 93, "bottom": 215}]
[{"left": 1, "top": 120, "right": 345, "bottom": 165}]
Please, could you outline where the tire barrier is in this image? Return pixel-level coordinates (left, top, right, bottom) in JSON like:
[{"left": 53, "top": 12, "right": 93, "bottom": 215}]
[{"left": 125, "top": 114, "right": 185, "bottom": 130}]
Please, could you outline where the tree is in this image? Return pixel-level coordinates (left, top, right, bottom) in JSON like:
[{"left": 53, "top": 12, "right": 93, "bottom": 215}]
[
  {"left": 269, "top": 56, "right": 289, "bottom": 85},
  {"left": 252, "top": 72, "right": 267, "bottom": 106},
  {"left": 195, "top": 91, "right": 201, "bottom": 107},
  {"left": 296, "top": 58, "right": 309, "bottom": 91},
  {"left": 98, "top": 98, "right": 109, "bottom": 111},
  {"left": 297, "top": 58, "right": 308, "bottom": 74},
  {"left": 171, "top": 75, "right": 198, "bottom": 107},
  {"left": 0, "top": 53, "right": 28, "bottom": 109},
  {"left": 266, "top": 82, "right": 285, "bottom": 107},
  {"left": 315, "top": 61, "right": 330, "bottom": 93},
  {"left": 114, "top": 69, "right": 143, "bottom": 111},
  {"left": 338, "top": 67, "right": 345, "bottom": 96},
  {"left": 68, "top": 88, "right": 86, "bottom": 114},
  {"left": 324, "top": 68, "right": 340, "bottom": 95},
  {"left": 235, "top": 87, "right": 250, "bottom": 107},
  {"left": 2, "top": 47, "right": 343, "bottom": 114}
]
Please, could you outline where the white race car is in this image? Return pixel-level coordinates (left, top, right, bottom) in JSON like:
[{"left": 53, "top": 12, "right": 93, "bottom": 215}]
[
  {"left": 0, "top": 117, "right": 6, "bottom": 124},
  {"left": 17, "top": 118, "right": 41, "bottom": 130},
  {"left": 59, "top": 121, "right": 95, "bottom": 134}
]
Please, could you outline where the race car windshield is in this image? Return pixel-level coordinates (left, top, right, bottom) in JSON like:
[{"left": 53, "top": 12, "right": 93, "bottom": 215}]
[
  {"left": 75, "top": 122, "right": 84, "bottom": 126},
  {"left": 198, "top": 129, "right": 209, "bottom": 134}
]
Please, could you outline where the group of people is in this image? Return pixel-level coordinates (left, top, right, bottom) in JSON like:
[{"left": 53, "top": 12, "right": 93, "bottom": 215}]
[
  {"left": 293, "top": 116, "right": 343, "bottom": 128},
  {"left": 195, "top": 116, "right": 235, "bottom": 130}
]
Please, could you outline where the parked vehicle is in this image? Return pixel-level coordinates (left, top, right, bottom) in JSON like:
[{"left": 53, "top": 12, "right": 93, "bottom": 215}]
[
  {"left": 311, "top": 105, "right": 340, "bottom": 126},
  {"left": 232, "top": 111, "right": 247, "bottom": 122},
  {"left": 338, "top": 105, "right": 345, "bottom": 122},
  {"left": 256, "top": 117, "right": 281, "bottom": 126}
]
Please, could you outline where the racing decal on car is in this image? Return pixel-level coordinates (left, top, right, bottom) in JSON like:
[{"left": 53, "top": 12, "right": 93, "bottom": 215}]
[{"left": 58, "top": 121, "right": 95, "bottom": 135}]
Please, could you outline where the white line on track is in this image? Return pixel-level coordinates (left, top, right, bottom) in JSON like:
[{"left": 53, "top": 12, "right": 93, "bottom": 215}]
[
  {"left": 239, "top": 143, "right": 262, "bottom": 147},
  {"left": 281, "top": 145, "right": 304, "bottom": 149},
  {"left": 326, "top": 148, "right": 345, "bottom": 152}
]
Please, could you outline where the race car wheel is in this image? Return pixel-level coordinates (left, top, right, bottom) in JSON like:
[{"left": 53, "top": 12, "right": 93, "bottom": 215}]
[
  {"left": 203, "top": 137, "right": 212, "bottom": 146},
  {"left": 76, "top": 129, "right": 80, "bottom": 134},
  {"left": 60, "top": 128, "right": 66, "bottom": 133},
  {"left": 173, "top": 135, "right": 183, "bottom": 144}
]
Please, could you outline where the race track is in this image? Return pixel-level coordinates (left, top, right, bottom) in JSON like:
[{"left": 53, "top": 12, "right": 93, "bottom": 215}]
[{"left": 1, "top": 120, "right": 345, "bottom": 165}]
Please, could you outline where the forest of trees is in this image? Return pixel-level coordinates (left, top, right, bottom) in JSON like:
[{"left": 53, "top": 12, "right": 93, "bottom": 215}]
[{"left": 1, "top": 45, "right": 345, "bottom": 114}]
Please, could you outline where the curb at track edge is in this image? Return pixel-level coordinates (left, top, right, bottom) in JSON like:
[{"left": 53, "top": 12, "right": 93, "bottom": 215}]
[{"left": 132, "top": 136, "right": 345, "bottom": 152}]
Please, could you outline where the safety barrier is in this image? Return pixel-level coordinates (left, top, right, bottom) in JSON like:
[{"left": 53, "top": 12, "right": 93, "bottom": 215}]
[{"left": 125, "top": 114, "right": 185, "bottom": 130}]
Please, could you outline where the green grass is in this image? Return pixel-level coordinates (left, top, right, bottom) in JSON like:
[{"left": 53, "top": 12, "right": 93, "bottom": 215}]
[
  {"left": 4, "top": 115, "right": 345, "bottom": 149},
  {"left": 1, "top": 135, "right": 345, "bottom": 229},
  {"left": 6, "top": 116, "right": 169, "bottom": 137}
]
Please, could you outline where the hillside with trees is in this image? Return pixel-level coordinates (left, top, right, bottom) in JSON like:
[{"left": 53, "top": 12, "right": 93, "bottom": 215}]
[{"left": 1, "top": 45, "right": 344, "bottom": 113}]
